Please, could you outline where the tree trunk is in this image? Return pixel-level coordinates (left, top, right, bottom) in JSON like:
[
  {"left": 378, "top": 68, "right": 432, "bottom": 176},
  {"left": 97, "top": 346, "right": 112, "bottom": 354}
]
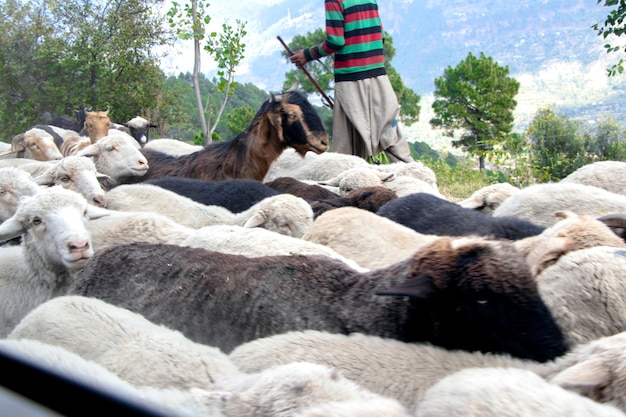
[
  {"left": 191, "top": 0, "right": 210, "bottom": 145},
  {"left": 479, "top": 155, "right": 485, "bottom": 170}
]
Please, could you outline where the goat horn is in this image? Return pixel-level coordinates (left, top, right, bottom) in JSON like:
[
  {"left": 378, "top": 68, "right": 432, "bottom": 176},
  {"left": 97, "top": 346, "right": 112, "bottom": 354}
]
[
  {"left": 597, "top": 213, "right": 626, "bottom": 229},
  {"left": 270, "top": 92, "right": 283, "bottom": 103}
]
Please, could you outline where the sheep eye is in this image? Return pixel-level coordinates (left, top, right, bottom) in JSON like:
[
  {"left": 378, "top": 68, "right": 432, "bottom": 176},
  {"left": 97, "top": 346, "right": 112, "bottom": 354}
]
[
  {"left": 105, "top": 146, "right": 115, "bottom": 152},
  {"left": 60, "top": 176, "right": 71, "bottom": 182},
  {"left": 31, "top": 217, "right": 42, "bottom": 225}
]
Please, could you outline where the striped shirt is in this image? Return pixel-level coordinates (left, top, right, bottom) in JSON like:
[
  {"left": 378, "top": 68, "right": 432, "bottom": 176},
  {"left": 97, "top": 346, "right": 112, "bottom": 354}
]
[{"left": 304, "top": 0, "right": 387, "bottom": 82}]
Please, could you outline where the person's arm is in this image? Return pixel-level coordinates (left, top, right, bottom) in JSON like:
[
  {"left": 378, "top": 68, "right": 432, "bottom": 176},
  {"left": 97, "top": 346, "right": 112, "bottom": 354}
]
[{"left": 291, "top": 0, "right": 344, "bottom": 67}]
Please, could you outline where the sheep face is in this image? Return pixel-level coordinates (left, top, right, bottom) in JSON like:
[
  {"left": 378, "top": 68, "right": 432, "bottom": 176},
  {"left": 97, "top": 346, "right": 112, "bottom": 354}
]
[
  {"left": 268, "top": 91, "right": 328, "bottom": 156},
  {"left": 0, "top": 188, "right": 110, "bottom": 270},
  {"left": 0, "top": 168, "right": 40, "bottom": 221},
  {"left": 13, "top": 129, "right": 63, "bottom": 161},
  {"left": 78, "top": 134, "right": 149, "bottom": 185},
  {"left": 377, "top": 236, "right": 569, "bottom": 362},
  {"left": 34, "top": 156, "right": 107, "bottom": 207}
]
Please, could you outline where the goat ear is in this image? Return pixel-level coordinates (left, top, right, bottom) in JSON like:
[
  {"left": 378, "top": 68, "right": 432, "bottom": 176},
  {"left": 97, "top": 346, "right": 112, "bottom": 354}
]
[
  {"left": 243, "top": 212, "right": 267, "bottom": 228},
  {"left": 270, "top": 92, "right": 283, "bottom": 103},
  {"left": 376, "top": 275, "right": 438, "bottom": 299},
  {"left": 268, "top": 112, "right": 285, "bottom": 143},
  {"left": 0, "top": 216, "right": 26, "bottom": 241}
]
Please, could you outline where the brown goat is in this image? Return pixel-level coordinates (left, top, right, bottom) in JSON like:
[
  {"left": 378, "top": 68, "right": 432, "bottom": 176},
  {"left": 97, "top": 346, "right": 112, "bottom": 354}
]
[
  {"left": 136, "top": 91, "right": 329, "bottom": 182},
  {"left": 81, "top": 110, "right": 112, "bottom": 143}
]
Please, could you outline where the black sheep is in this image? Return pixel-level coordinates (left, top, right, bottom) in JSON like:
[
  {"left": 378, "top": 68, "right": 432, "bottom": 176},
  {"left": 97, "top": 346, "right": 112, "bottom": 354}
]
[
  {"left": 377, "top": 192, "right": 545, "bottom": 240},
  {"left": 144, "top": 177, "right": 279, "bottom": 213},
  {"left": 70, "top": 236, "right": 568, "bottom": 361}
]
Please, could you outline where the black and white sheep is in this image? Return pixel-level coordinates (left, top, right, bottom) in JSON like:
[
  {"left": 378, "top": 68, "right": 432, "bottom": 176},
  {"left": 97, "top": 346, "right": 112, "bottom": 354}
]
[
  {"left": 0, "top": 187, "right": 109, "bottom": 336},
  {"left": 377, "top": 192, "right": 545, "bottom": 240},
  {"left": 123, "top": 116, "right": 156, "bottom": 146},
  {"left": 137, "top": 91, "right": 328, "bottom": 182},
  {"left": 144, "top": 176, "right": 280, "bottom": 213},
  {"left": 68, "top": 235, "right": 568, "bottom": 360},
  {"left": 229, "top": 329, "right": 626, "bottom": 414}
]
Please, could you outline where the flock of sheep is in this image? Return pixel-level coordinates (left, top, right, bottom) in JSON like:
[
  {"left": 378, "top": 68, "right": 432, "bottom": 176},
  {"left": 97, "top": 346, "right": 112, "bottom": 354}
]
[{"left": 1, "top": 92, "right": 626, "bottom": 416}]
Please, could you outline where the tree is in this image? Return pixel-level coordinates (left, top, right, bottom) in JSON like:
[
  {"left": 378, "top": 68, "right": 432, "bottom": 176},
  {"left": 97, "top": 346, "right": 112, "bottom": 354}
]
[
  {"left": 430, "top": 52, "right": 520, "bottom": 170},
  {"left": 167, "top": 0, "right": 247, "bottom": 144},
  {"left": 281, "top": 30, "right": 421, "bottom": 125},
  {"left": 0, "top": 0, "right": 172, "bottom": 142},
  {"left": 593, "top": 0, "right": 626, "bottom": 76},
  {"left": 526, "top": 106, "right": 586, "bottom": 182}
]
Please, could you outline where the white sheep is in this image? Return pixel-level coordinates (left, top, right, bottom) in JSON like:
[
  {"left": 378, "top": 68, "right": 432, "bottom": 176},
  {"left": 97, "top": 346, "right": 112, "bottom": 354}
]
[
  {"left": 561, "top": 160, "right": 626, "bottom": 196},
  {"left": 373, "top": 161, "right": 438, "bottom": 189},
  {"left": 417, "top": 367, "right": 625, "bottom": 417},
  {"left": 143, "top": 138, "right": 203, "bottom": 155},
  {"left": 104, "top": 184, "right": 314, "bottom": 237},
  {"left": 302, "top": 206, "right": 439, "bottom": 270},
  {"left": 0, "top": 187, "right": 109, "bottom": 336},
  {"left": 0, "top": 167, "right": 41, "bottom": 222},
  {"left": 457, "top": 182, "right": 520, "bottom": 215},
  {"left": 493, "top": 182, "right": 626, "bottom": 227},
  {"left": 536, "top": 245, "right": 626, "bottom": 346},
  {"left": 204, "top": 362, "right": 413, "bottom": 417},
  {"left": 229, "top": 329, "right": 626, "bottom": 414},
  {"left": 25, "top": 155, "right": 107, "bottom": 207},
  {"left": 263, "top": 148, "right": 369, "bottom": 182},
  {"left": 180, "top": 224, "right": 369, "bottom": 271},
  {"left": 8, "top": 295, "right": 242, "bottom": 390},
  {"left": 77, "top": 132, "right": 149, "bottom": 189}
]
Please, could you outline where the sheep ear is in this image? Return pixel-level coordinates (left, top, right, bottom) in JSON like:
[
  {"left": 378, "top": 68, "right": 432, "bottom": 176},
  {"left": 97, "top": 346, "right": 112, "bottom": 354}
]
[
  {"left": 96, "top": 172, "right": 111, "bottom": 181},
  {"left": 85, "top": 206, "right": 111, "bottom": 220},
  {"left": 11, "top": 134, "right": 25, "bottom": 152},
  {"left": 33, "top": 169, "right": 56, "bottom": 186},
  {"left": 376, "top": 275, "right": 437, "bottom": 299},
  {"left": 76, "top": 144, "right": 100, "bottom": 158},
  {"left": 378, "top": 171, "right": 395, "bottom": 182},
  {"left": 0, "top": 217, "right": 26, "bottom": 241},
  {"left": 243, "top": 212, "right": 266, "bottom": 228},
  {"left": 319, "top": 176, "right": 340, "bottom": 187},
  {"left": 549, "top": 359, "right": 609, "bottom": 391},
  {"left": 458, "top": 198, "right": 483, "bottom": 210}
]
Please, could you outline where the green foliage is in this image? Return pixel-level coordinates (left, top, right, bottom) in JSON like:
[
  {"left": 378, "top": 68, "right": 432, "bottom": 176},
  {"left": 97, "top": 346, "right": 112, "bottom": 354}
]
[
  {"left": 226, "top": 106, "right": 255, "bottom": 135},
  {"left": 526, "top": 106, "right": 587, "bottom": 181},
  {"left": 421, "top": 157, "right": 502, "bottom": 201},
  {"left": 593, "top": 0, "right": 626, "bottom": 76},
  {"left": 167, "top": 0, "right": 247, "bottom": 143},
  {"left": 430, "top": 52, "right": 520, "bottom": 170},
  {"left": 0, "top": 0, "right": 171, "bottom": 141},
  {"left": 281, "top": 30, "right": 421, "bottom": 125}
]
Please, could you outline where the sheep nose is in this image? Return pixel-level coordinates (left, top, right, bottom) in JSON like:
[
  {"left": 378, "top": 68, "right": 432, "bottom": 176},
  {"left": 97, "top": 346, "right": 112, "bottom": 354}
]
[
  {"left": 138, "top": 158, "right": 148, "bottom": 168},
  {"left": 68, "top": 240, "right": 90, "bottom": 253}
]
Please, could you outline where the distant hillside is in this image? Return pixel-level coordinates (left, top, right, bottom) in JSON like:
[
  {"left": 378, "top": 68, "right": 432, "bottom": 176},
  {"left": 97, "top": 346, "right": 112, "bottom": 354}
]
[{"left": 174, "top": 0, "right": 626, "bottom": 150}]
